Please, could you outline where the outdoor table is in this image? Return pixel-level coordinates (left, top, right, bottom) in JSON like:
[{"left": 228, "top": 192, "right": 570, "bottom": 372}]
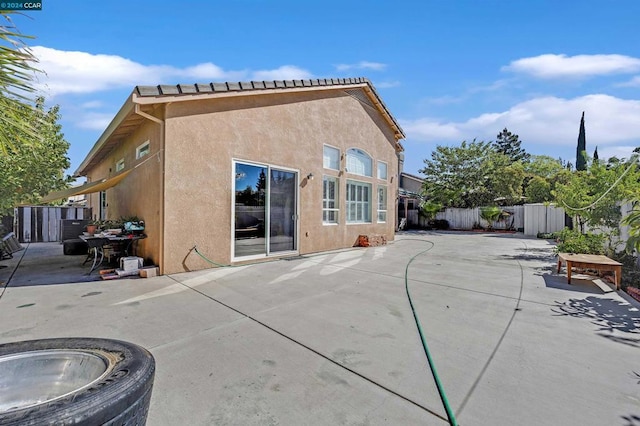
[
  {"left": 556, "top": 252, "right": 622, "bottom": 290},
  {"left": 79, "top": 234, "right": 146, "bottom": 274}
]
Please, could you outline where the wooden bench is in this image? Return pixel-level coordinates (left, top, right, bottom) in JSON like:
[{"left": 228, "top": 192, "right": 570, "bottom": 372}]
[{"left": 557, "top": 253, "right": 622, "bottom": 290}]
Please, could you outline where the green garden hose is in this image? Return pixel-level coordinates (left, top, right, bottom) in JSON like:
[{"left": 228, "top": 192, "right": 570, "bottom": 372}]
[{"left": 403, "top": 239, "right": 459, "bottom": 426}]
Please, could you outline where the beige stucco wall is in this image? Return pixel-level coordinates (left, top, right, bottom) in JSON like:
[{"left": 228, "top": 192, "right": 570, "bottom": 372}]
[
  {"left": 85, "top": 118, "right": 163, "bottom": 268},
  {"left": 162, "top": 88, "right": 400, "bottom": 274}
]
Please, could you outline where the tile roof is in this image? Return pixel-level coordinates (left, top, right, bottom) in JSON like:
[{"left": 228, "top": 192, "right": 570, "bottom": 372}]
[{"left": 136, "top": 77, "right": 370, "bottom": 96}]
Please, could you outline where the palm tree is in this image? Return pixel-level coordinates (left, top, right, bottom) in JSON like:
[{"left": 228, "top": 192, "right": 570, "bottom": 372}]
[{"left": 0, "top": 11, "right": 42, "bottom": 154}]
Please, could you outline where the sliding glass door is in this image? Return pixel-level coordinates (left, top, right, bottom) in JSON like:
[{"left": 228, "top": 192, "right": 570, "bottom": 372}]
[
  {"left": 233, "top": 162, "right": 297, "bottom": 258},
  {"left": 269, "top": 169, "right": 297, "bottom": 253}
]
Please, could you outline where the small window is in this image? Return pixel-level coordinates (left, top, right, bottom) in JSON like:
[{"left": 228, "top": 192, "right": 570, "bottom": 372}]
[
  {"left": 346, "top": 180, "right": 371, "bottom": 223},
  {"left": 323, "top": 176, "right": 339, "bottom": 224},
  {"left": 346, "top": 148, "right": 372, "bottom": 177},
  {"left": 377, "top": 186, "right": 387, "bottom": 223},
  {"left": 115, "top": 158, "right": 125, "bottom": 172},
  {"left": 136, "top": 140, "right": 150, "bottom": 159},
  {"left": 377, "top": 162, "right": 388, "bottom": 180},
  {"left": 99, "top": 191, "right": 107, "bottom": 220},
  {"left": 323, "top": 145, "right": 340, "bottom": 170}
]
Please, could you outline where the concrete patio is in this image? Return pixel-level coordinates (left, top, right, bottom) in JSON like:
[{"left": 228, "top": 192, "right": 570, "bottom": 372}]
[{"left": 0, "top": 232, "right": 638, "bottom": 425}]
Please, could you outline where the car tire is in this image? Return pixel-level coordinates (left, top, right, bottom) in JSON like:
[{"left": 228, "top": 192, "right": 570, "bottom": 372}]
[{"left": 0, "top": 337, "right": 155, "bottom": 425}]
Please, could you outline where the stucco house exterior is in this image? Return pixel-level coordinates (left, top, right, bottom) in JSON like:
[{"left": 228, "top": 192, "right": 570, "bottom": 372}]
[{"left": 74, "top": 77, "right": 405, "bottom": 274}]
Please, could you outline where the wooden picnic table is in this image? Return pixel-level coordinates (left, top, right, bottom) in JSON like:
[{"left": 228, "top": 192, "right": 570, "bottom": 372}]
[{"left": 556, "top": 253, "right": 622, "bottom": 290}]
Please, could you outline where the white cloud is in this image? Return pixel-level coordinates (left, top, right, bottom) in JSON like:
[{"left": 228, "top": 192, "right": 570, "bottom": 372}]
[
  {"left": 32, "top": 46, "right": 174, "bottom": 95},
  {"left": 75, "top": 112, "right": 113, "bottom": 130},
  {"left": 80, "top": 100, "right": 103, "bottom": 109},
  {"left": 400, "top": 118, "right": 464, "bottom": 140},
  {"left": 335, "top": 61, "right": 387, "bottom": 72},
  {"left": 596, "top": 145, "right": 638, "bottom": 161},
  {"left": 503, "top": 54, "right": 640, "bottom": 79},
  {"left": 400, "top": 94, "right": 640, "bottom": 149},
  {"left": 618, "top": 75, "right": 640, "bottom": 87},
  {"left": 374, "top": 80, "right": 401, "bottom": 89},
  {"left": 251, "top": 65, "right": 313, "bottom": 81},
  {"left": 182, "top": 63, "right": 229, "bottom": 80},
  {"left": 30, "top": 46, "right": 313, "bottom": 97}
]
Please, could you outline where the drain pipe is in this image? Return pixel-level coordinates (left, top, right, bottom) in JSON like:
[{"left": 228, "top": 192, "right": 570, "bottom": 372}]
[{"left": 133, "top": 103, "right": 165, "bottom": 275}]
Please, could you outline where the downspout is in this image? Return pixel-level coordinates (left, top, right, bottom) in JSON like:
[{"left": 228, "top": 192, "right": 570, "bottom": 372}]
[{"left": 133, "top": 104, "right": 166, "bottom": 275}]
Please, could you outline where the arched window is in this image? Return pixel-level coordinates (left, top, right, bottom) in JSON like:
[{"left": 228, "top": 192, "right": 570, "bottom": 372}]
[{"left": 346, "top": 148, "right": 372, "bottom": 177}]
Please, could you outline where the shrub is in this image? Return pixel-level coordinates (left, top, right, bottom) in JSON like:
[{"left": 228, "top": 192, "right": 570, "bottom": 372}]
[{"left": 555, "top": 227, "right": 605, "bottom": 255}]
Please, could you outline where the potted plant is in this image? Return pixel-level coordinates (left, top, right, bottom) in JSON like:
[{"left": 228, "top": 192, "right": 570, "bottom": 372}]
[{"left": 86, "top": 220, "right": 100, "bottom": 236}]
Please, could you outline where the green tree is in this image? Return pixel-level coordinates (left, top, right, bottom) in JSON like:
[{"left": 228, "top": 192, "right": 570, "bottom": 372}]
[
  {"left": 576, "top": 112, "right": 587, "bottom": 171},
  {"left": 420, "top": 140, "right": 524, "bottom": 208},
  {"left": 525, "top": 176, "right": 552, "bottom": 203},
  {"left": 553, "top": 157, "right": 640, "bottom": 253},
  {"left": 0, "top": 97, "right": 72, "bottom": 214},
  {"left": 524, "top": 155, "right": 565, "bottom": 179},
  {"left": 522, "top": 155, "right": 565, "bottom": 203},
  {"left": 0, "top": 12, "right": 43, "bottom": 153},
  {"left": 493, "top": 128, "right": 530, "bottom": 163}
]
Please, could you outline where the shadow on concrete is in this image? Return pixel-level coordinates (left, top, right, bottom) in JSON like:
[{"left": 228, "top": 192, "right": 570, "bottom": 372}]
[
  {"left": 551, "top": 296, "right": 640, "bottom": 344},
  {"left": 0, "top": 242, "right": 107, "bottom": 288},
  {"left": 622, "top": 413, "right": 640, "bottom": 426},
  {"left": 499, "top": 247, "right": 556, "bottom": 263},
  {"left": 542, "top": 274, "right": 603, "bottom": 294}
]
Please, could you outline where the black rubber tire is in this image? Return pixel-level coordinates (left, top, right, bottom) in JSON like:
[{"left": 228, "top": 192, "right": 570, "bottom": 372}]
[{"left": 0, "top": 338, "right": 155, "bottom": 426}]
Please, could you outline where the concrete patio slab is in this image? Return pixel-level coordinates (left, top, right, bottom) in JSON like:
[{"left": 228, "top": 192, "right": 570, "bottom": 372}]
[{"left": 0, "top": 232, "right": 638, "bottom": 425}]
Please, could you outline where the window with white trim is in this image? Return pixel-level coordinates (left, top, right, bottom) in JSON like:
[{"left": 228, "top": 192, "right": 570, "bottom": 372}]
[
  {"left": 115, "top": 158, "right": 125, "bottom": 172},
  {"left": 136, "top": 140, "right": 150, "bottom": 159},
  {"left": 346, "top": 180, "right": 371, "bottom": 223},
  {"left": 346, "top": 148, "right": 372, "bottom": 177},
  {"left": 377, "top": 186, "right": 387, "bottom": 223},
  {"left": 322, "top": 176, "right": 339, "bottom": 224},
  {"left": 323, "top": 145, "right": 340, "bottom": 170},
  {"left": 377, "top": 161, "right": 388, "bottom": 180}
]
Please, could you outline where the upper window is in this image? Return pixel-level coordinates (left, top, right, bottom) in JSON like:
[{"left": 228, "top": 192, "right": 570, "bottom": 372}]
[
  {"left": 377, "top": 162, "right": 388, "bottom": 180},
  {"left": 346, "top": 148, "right": 372, "bottom": 177},
  {"left": 322, "top": 176, "right": 339, "bottom": 224},
  {"left": 115, "top": 158, "right": 125, "bottom": 172},
  {"left": 99, "top": 191, "right": 107, "bottom": 220},
  {"left": 323, "top": 145, "right": 340, "bottom": 170},
  {"left": 136, "top": 140, "right": 150, "bottom": 159},
  {"left": 377, "top": 186, "right": 387, "bottom": 223}
]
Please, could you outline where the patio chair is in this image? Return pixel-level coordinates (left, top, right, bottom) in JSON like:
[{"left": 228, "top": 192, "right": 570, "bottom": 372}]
[{"left": 1, "top": 232, "right": 24, "bottom": 260}]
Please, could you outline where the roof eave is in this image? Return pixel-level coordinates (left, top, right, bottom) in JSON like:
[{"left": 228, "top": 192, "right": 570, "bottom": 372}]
[
  {"left": 133, "top": 78, "right": 405, "bottom": 149},
  {"left": 74, "top": 91, "right": 136, "bottom": 177}
]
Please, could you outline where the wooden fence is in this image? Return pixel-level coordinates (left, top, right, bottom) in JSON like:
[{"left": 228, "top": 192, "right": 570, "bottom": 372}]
[
  {"left": 431, "top": 206, "right": 525, "bottom": 231},
  {"left": 11, "top": 206, "right": 92, "bottom": 243}
]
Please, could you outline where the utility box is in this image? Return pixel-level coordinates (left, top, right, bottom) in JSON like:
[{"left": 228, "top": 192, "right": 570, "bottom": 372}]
[
  {"left": 120, "top": 256, "right": 143, "bottom": 272},
  {"left": 60, "top": 219, "right": 90, "bottom": 242}
]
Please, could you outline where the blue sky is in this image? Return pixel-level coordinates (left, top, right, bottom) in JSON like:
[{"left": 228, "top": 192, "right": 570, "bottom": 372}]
[{"left": 9, "top": 0, "right": 640, "bottom": 179}]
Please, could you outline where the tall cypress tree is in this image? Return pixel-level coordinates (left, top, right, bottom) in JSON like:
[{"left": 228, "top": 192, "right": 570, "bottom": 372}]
[{"left": 576, "top": 112, "right": 587, "bottom": 171}]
